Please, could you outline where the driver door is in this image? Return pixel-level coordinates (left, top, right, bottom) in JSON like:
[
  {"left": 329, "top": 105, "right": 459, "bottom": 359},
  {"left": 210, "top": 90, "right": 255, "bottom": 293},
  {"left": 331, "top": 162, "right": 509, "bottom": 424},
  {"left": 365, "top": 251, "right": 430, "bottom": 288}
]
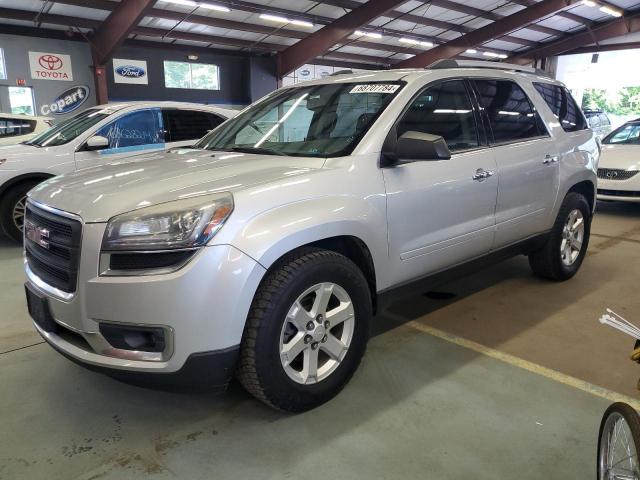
[
  {"left": 383, "top": 79, "right": 498, "bottom": 286},
  {"left": 74, "top": 108, "right": 165, "bottom": 171}
]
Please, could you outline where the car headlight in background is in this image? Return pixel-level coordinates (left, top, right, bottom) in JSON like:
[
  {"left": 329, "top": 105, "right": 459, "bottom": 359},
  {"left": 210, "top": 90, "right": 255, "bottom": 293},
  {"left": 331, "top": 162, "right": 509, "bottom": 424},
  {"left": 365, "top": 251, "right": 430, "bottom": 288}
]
[{"left": 102, "top": 193, "right": 233, "bottom": 251}]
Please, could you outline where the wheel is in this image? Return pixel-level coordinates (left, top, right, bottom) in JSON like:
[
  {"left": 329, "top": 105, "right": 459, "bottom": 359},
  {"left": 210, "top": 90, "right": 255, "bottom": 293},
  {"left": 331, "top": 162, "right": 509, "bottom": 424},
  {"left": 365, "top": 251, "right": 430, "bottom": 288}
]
[
  {"left": 0, "top": 181, "right": 40, "bottom": 243},
  {"left": 236, "top": 247, "right": 372, "bottom": 412},
  {"left": 598, "top": 402, "right": 640, "bottom": 480},
  {"left": 528, "top": 192, "right": 591, "bottom": 281}
]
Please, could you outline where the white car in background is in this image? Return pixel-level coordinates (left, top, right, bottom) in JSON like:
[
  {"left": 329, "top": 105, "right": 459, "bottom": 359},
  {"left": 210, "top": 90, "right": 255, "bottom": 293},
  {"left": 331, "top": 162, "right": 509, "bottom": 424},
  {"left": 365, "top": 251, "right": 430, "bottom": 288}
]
[
  {"left": 0, "top": 113, "right": 54, "bottom": 146},
  {"left": 597, "top": 118, "right": 640, "bottom": 202},
  {"left": 0, "top": 102, "right": 236, "bottom": 241}
]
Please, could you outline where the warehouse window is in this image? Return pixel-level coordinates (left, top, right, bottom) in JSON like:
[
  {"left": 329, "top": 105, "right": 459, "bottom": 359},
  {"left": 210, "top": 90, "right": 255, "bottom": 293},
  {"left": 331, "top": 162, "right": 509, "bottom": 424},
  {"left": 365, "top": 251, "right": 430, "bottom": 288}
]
[
  {"left": 164, "top": 61, "right": 219, "bottom": 90},
  {"left": 0, "top": 48, "right": 6, "bottom": 80}
]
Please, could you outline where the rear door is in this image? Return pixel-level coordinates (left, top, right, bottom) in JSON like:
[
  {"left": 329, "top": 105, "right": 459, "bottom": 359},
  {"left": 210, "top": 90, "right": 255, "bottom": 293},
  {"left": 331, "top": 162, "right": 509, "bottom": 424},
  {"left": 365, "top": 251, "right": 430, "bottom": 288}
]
[
  {"left": 74, "top": 108, "right": 165, "bottom": 170},
  {"left": 472, "top": 79, "right": 559, "bottom": 248},
  {"left": 162, "top": 109, "right": 226, "bottom": 147}
]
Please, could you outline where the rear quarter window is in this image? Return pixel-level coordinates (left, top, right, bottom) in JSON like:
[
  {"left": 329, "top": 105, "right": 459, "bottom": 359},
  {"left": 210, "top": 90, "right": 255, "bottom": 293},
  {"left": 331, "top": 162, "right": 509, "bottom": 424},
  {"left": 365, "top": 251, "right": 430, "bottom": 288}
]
[{"left": 533, "top": 82, "right": 588, "bottom": 133}]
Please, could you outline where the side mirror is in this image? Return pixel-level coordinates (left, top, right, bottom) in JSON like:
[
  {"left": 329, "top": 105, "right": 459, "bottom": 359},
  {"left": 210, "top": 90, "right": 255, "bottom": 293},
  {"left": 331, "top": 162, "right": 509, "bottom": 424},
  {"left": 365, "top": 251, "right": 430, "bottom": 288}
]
[
  {"left": 382, "top": 131, "right": 451, "bottom": 166},
  {"left": 85, "top": 135, "right": 110, "bottom": 151}
]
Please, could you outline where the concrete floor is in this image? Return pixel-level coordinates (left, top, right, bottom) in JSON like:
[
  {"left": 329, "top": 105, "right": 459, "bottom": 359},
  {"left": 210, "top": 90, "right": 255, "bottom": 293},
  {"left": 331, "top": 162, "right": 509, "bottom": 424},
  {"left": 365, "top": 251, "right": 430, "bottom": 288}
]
[{"left": 1, "top": 202, "right": 638, "bottom": 479}]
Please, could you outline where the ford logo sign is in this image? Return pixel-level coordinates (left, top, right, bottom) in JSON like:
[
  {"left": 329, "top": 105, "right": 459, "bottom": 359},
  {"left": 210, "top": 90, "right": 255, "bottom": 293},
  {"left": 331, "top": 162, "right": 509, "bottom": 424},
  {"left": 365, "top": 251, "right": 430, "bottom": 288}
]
[
  {"left": 41, "top": 85, "right": 90, "bottom": 116},
  {"left": 115, "top": 65, "right": 146, "bottom": 78}
]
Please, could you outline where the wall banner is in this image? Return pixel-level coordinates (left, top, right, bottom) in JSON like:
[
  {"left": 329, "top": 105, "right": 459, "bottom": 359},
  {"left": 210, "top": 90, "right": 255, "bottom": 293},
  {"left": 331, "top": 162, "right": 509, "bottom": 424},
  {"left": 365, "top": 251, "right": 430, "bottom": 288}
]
[
  {"left": 29, "top": 52, "right": 73, "bottom": 81},
  {"left": 113, "top": 59, "right": 148, "bottom": 85}
]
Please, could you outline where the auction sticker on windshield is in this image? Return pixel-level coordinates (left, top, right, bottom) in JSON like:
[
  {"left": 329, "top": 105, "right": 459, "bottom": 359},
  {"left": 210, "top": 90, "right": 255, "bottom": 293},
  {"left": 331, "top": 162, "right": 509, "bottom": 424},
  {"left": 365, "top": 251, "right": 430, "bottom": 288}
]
[{"left": 350, "top": 84, "right": 400, "bottom": 94}]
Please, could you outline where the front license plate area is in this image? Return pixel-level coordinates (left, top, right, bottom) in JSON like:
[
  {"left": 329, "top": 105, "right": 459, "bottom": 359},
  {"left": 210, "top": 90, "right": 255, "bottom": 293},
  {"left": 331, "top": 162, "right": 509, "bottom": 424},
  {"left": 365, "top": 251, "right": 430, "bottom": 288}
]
[{"left": 25, "top": 283, "right": 58, "bottom": 333}]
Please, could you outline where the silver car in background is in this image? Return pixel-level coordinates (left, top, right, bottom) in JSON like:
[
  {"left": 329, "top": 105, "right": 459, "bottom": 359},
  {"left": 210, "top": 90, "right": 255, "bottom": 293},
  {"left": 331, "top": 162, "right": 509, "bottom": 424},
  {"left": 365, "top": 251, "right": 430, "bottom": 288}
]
[{"left": 24, "top": 61, "right": 598, "bottom": 412}]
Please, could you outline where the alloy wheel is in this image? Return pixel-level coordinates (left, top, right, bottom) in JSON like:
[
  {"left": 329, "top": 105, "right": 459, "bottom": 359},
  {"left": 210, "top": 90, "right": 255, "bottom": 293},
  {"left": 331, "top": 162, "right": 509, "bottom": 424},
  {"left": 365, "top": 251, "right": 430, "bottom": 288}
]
[
  {"left": 560, "top": 208, "right": 585, "bottom": 266},
  {"left": 279, "top": 282, "right": 355, "bottom": 385}
]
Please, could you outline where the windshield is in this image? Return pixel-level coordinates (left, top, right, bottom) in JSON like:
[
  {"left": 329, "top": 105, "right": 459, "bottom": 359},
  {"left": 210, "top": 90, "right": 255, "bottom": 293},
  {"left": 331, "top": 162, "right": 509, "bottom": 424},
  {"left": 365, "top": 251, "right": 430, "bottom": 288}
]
[
  {"left": 195, "top": 81, "right": 403, "bottom": 157},
  {"left": 603, "top": 122, "right": 640, "bottom": 145},
  {"left": 25, "top": 108, "right": 111, "bottom": 147}
]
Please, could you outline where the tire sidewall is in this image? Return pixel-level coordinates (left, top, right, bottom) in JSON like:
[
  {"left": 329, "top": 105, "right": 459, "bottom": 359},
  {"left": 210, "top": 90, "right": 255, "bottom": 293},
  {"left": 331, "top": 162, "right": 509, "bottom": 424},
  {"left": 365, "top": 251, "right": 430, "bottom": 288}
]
[
  {"left": 0, "top": 182, "right": 38, "bottom": 242},
  {"left": 253, "top": 254, "right": 372, "bottom": 410},
  {"left": 552, "top": 193, "right": 591, "bottom": 279}
]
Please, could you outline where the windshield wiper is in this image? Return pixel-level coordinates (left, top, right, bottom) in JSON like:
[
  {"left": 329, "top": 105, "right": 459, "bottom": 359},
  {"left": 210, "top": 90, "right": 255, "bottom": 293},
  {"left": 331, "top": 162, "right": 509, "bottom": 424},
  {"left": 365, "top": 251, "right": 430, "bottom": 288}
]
[{"left": 228, "top": 146, "right": 285, "bottom": 156}]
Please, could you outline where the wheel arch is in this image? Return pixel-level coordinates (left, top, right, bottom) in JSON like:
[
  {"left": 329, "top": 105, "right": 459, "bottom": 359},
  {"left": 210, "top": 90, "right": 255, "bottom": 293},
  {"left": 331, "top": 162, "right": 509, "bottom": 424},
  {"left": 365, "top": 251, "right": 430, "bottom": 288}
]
[
  {"left": 0, "top": 172, "right": 54, "bottom": 200},
  {"left": 567, "top": 179, "right": 596, "bottom": 213}
]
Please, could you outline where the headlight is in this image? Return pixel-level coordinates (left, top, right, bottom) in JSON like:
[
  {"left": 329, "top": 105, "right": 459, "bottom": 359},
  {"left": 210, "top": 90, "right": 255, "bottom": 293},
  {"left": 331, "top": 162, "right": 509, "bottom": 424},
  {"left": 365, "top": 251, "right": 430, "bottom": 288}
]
[{"left": 102, "top": 193, "right": 233, "bottom": 251}]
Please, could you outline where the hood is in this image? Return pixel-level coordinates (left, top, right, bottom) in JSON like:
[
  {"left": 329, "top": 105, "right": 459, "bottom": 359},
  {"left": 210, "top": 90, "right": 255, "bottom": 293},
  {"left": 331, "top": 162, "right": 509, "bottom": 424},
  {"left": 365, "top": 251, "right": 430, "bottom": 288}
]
[
  {"left": 28, "top": 148, "right": 324, "bottom": 222},
  {"left": 600, "top": 144, "right": 640, "bottom": 170},
  {"left": 0, "top": 143, "right": 63, "bottom": 170}
]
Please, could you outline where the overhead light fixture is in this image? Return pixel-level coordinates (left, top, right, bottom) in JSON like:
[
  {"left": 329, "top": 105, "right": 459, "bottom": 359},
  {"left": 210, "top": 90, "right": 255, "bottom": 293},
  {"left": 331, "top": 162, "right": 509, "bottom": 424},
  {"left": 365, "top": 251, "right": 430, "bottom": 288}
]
[
  {"left": 290, "top": 19, "right": 314, "bottom": 28},
  {"left": 466, "top": 48, "right": 477, "bottom": 54},
  {"left": 163, "top": 0, "right": 198, "bottom": 6},
  {"left": 354, "top": 30, "right": 382, "bottom": 39},
  {"left": 259, "top": 13, "right": 314, "bottom": 27},
  {"left": 399, "top": 37, "right": 433, "bottom": 47},
  {"left": 581, "top": 0, "right": 597, "bottom": 6},
  {"left": 483, "top": 51, "right": 508, "bottom": 59},
  {"left": 599, "top": 5, "right": 622, "bottom": 16},
  {"left": 161, "top": 0, "right": 231, "bottom": 11},
  {"left": 199, "top": 3, "right": 231, "bottom": 12},
  {"left": 188, "top": 54, "right": 199, "bottom": 60}
]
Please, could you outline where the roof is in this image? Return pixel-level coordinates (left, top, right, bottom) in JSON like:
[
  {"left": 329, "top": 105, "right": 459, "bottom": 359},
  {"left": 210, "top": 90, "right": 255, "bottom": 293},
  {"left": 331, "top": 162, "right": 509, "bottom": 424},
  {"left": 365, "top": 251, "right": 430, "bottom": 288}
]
[
  {"left": 88, "top": 102, "right": 237, "bottom": 116},
  {"left": 0, "top": 0, "right": 638, "bottom": 72}
]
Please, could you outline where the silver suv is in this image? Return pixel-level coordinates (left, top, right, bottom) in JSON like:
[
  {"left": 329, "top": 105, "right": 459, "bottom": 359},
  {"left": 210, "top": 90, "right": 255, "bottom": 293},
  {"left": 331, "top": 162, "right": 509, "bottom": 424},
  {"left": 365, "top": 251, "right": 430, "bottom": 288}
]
[{"left": 23, "top": 61, "right": 598, "bottom": 412}]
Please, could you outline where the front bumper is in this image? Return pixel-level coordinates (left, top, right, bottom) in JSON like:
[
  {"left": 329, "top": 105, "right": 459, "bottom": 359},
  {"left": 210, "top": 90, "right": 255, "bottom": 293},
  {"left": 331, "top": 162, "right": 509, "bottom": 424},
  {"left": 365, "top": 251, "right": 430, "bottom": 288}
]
[
  {"left": 597, "top": 176, "right": 640, "bottom": 202},
  {"left": 26, "top": 221, "right": 266, "bottom": 384}
]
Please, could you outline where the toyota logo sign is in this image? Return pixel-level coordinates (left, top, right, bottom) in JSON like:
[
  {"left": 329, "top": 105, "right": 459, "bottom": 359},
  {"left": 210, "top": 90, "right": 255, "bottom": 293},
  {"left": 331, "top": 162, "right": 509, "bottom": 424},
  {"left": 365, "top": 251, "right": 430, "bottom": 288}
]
[{"left": 38, "top": 54, "right": 63, "bottom": 71}]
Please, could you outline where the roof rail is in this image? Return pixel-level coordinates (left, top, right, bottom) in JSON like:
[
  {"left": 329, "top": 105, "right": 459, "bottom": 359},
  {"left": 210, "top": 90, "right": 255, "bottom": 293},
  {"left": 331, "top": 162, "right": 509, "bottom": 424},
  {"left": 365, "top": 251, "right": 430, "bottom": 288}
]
[
  {"left": 428, "top": 59, "right": 552, "bottom": 78},
  {"left": 330, "top": 69, "right": 353, "bottom": 76}
]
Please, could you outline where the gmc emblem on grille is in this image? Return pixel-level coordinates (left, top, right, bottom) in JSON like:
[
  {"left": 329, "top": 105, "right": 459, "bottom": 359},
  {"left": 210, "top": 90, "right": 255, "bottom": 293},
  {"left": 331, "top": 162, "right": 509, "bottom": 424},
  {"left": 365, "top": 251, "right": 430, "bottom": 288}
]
[{"left": 25, "top": 220, "right": 50, "bottom": 249}]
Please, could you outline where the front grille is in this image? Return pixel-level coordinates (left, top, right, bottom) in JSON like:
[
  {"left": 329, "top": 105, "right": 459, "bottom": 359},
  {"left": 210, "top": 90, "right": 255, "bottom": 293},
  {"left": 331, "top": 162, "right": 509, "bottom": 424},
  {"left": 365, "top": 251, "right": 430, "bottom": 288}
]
[
  {"left": 25, "top": 203, "right": 82, "bottom": 293},
  {"left": 598, "top": 189, "right": 640, "bottom": 198},
  {"left": 597, "top": 168, "right": 639, "bottom": 181}
]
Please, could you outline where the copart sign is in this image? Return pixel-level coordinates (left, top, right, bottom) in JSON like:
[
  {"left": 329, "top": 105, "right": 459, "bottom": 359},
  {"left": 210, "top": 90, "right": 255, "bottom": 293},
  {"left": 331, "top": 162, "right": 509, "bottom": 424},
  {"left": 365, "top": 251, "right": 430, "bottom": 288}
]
[
  {"left": 29, "top": 51, "right": 73, "bottom": 81},
  {"left": 41, "top": 86, "right": 89, "bottom": 115}
]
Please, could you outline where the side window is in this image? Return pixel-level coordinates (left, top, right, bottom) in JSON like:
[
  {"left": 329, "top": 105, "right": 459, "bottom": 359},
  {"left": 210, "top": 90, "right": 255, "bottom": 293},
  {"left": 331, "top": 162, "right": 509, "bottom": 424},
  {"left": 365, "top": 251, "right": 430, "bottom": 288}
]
[
  {"left": 533, "top": 82, "right": 588, "bottom": 132},
  {"left": 474, "top": 79, "right": 545, "bottom": 144},
  {"left": 95, "top": 109, "right": 164, "bottom": 150},
  {"left": 0, "top": 118, "right": 36, "bottom": 137},
  {"left": 163, "top": 109, "right": 223, "bottom": 142},
  {"left": 599, "top": 113, "right": 610, "bottom": 126},
  {"left": 590, "top": 114, "right": 601, "bottom": 128},
  {"left": 397, "top": 80, "right": 479, "bottom": 152}
]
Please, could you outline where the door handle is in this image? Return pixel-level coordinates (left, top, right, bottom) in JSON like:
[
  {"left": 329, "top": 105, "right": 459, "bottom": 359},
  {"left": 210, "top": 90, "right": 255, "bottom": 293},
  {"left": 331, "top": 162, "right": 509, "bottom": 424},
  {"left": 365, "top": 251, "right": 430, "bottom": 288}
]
[
  {"left": 472, "top": 168, "right": 495, "bottom": 181},
  {"left": 543, "top": 154, "right": 559, "bottom": 165}
]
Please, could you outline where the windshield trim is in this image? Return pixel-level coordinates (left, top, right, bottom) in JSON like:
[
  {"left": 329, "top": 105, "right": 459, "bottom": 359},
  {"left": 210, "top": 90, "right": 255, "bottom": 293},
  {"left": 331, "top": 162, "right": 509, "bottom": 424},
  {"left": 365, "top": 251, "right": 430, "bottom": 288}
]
[{"left": 195, "top": 80, "right": 406, "bottom": 158}]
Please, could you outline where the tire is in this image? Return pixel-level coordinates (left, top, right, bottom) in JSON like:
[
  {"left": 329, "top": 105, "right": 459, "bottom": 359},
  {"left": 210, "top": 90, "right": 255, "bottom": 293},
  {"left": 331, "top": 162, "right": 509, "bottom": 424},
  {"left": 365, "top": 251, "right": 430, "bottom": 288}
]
[
  {"left": 236, "top": 247, "right": 372, "bottom": 412},
  {"left": 598, "top": 402, "right": 640, "bottom": 480},
  {"left": 528, "top": 192, "right": 591, "bottom": 281},
  {"left": 0, "top": 181, "right": 40, "bottom": 243}
]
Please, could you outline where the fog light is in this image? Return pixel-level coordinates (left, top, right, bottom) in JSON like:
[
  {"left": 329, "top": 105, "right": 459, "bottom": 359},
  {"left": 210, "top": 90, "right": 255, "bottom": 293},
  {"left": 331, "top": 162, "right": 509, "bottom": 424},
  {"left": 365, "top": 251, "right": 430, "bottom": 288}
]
[{"left": 99, "top": 323, "right": 166, "bottom": 353}]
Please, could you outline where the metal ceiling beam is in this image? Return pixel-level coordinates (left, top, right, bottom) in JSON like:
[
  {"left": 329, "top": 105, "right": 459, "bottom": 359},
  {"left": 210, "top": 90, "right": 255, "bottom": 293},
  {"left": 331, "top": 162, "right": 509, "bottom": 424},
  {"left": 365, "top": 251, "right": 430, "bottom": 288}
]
[
  {"left": 511, "top": 13, "right": 640, "bottom": 64},
  {"left": 92, "top": 0, "right": 155, "bottom": 65},
  {"left": 318, "top": 0, "right": 563, "bottom": 40},
  {"left": 395, "top": 0, "right": 579, "bottom": 68},
  {"left": 509, "top": 0, "right": 590, "bottom": 25},
  {"left": 276, "top": 0, "right": 409, "bottom": 77}
]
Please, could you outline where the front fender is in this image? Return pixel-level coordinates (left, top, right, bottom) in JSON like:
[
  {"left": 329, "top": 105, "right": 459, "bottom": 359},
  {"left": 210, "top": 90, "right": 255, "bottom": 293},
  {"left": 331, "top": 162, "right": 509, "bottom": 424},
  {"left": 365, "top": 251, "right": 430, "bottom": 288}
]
[{"left": 215, "top": 196, "right": 390, "bottom": 289}]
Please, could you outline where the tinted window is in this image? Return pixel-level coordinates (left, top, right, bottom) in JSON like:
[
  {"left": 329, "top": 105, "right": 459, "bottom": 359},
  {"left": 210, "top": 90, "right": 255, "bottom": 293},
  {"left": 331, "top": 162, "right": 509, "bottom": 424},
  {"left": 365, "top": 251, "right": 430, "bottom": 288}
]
[
  {"left": 589, "top": 115, "right": 601, "bottom": 128},
  {"left": 533, "top": 82, "right": 588, "bottom": 132},
  {"left": 163, "top": 110, "right": 224, "bottom": 142},
  {"left": 397, "top": 80, "right": 478, "bottom": 152},
  {"left": 603, "top": 123, "right": 640, "bottom": 145},
  {"left": 474, "top": 79, "right": 545, "bottom": 144},
  {"left": 95, "top": 108, "right": 164, "bottom": 149},
  {"left": 599, "top": 113, "right": 610, "bottom": 126},
  {"left": 0, "top": 118, "right": 36, "bottom": 137}
]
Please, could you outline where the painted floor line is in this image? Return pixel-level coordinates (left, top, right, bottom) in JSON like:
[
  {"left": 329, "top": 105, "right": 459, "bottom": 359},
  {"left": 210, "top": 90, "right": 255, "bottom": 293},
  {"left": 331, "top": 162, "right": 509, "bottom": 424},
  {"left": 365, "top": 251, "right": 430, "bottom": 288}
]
[{"left": 401, "top": 319, "right": 640, "bottom": 411}]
